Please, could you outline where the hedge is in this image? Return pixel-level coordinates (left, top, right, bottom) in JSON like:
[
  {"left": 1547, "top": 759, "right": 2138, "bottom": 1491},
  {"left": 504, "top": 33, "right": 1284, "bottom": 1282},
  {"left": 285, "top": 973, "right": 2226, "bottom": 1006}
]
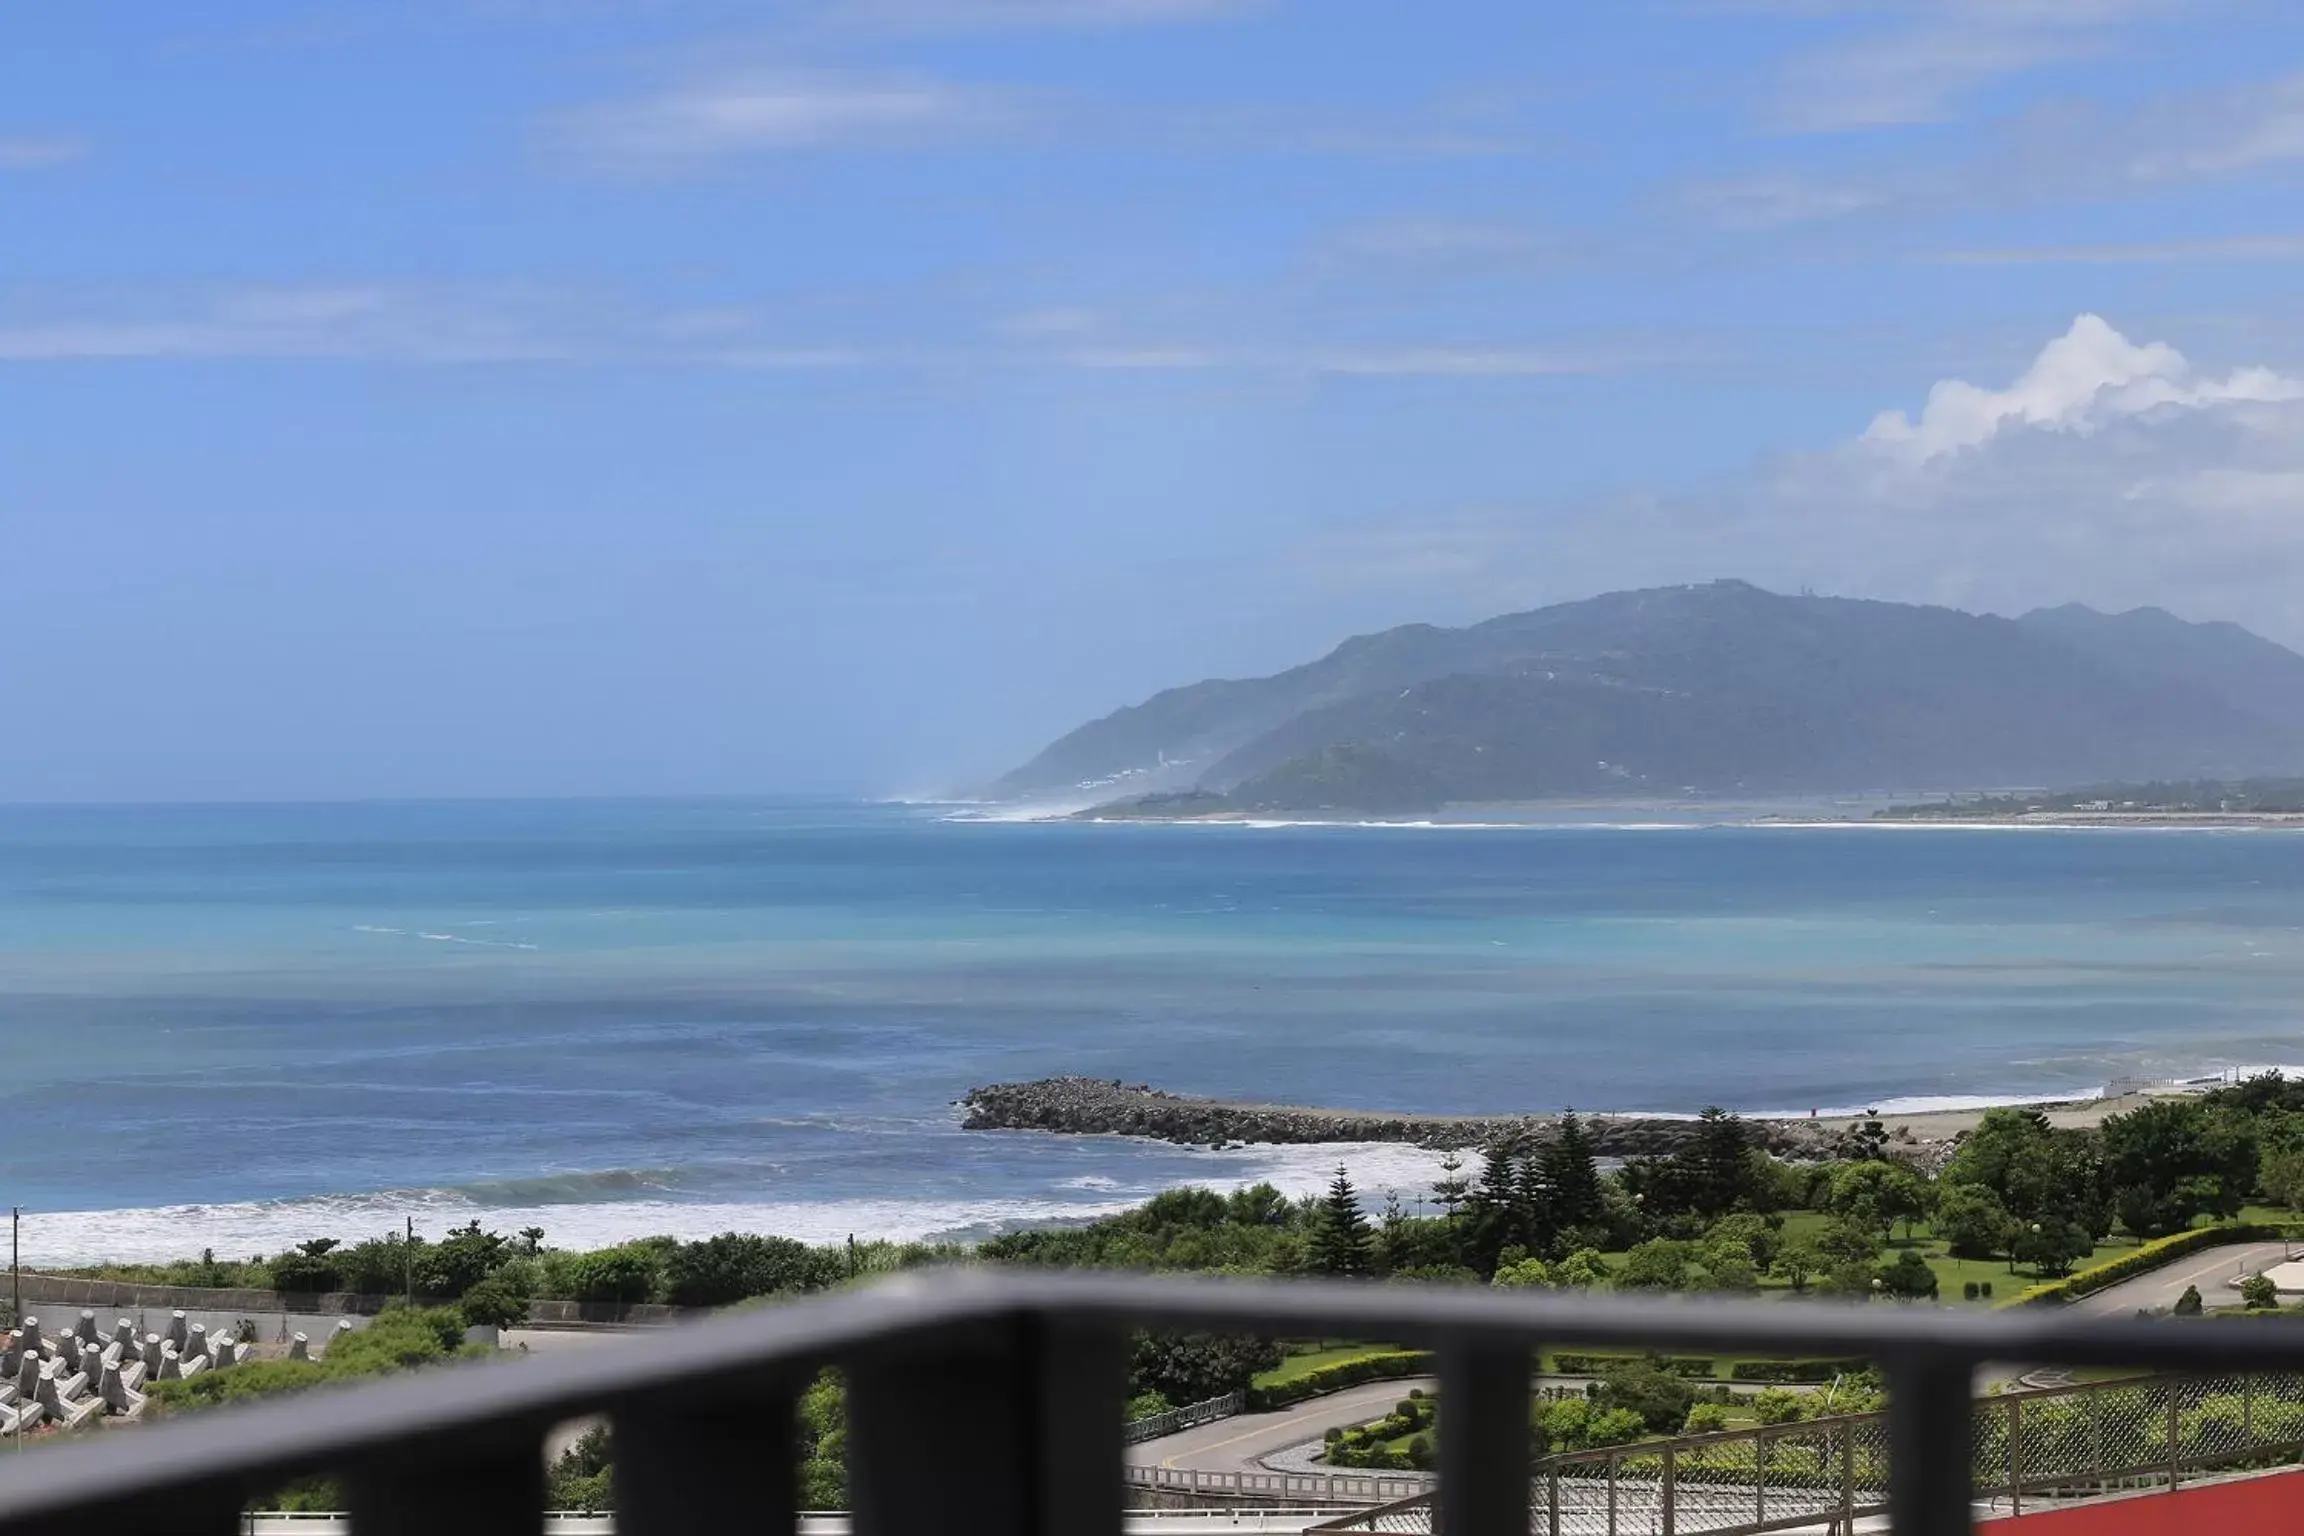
[
  {"left": 1553, "top": 1354, "right": 1717, "bottom": 1379},
  {"left": 1728, "top": 1358, "right": 1866, "bottom": 1383},
  {"left": 1246, "top": 1350, "right": 1433, "bottom": 1410},
  {"left": 2012, "top": 1223, "right": 2302, "bottom": 1308}
]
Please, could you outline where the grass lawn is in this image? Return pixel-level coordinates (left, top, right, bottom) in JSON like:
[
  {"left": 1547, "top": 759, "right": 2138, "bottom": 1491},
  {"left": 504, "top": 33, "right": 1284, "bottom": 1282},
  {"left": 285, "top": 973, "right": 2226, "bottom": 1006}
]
[{"left": 1255, "top": 1342, "right": 1414, "bottom": 1388}]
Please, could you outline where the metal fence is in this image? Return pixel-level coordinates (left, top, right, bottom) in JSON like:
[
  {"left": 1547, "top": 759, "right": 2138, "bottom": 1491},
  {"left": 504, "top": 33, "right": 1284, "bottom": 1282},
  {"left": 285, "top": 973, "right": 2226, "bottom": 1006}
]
[
  {"left": 1312, "top": 1370, "right": 2304, "bottom": 1536},
  {"left": 1125, "top": 1391, "right": 1246, "bottom": 1445},
  {"left": 7, "top": 1267, "right": 2304, "bottom": 1536},
  {"left": 1125, "top": 1465, "right": 1434, "bottom": 1503}
]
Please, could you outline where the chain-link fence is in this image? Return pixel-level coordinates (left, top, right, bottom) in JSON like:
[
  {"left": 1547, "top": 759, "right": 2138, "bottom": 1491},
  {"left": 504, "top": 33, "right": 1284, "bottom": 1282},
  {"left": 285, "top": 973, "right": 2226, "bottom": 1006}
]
[{"left": 1313, "top": 1371, "right": 2304, "bottom": 1536}]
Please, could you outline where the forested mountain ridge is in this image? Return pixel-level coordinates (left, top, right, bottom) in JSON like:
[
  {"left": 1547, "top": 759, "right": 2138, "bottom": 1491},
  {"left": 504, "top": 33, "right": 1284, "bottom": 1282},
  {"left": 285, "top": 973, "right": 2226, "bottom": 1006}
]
[{"left": 996, "top": 581, "right": 2304, "bottom": 813}]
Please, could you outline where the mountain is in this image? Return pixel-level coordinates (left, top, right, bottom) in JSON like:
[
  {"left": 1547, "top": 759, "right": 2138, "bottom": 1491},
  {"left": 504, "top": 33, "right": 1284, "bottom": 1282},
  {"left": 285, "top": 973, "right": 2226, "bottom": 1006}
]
[{"left": 999, "top": 582, "right": 2304, "bottom": 812}]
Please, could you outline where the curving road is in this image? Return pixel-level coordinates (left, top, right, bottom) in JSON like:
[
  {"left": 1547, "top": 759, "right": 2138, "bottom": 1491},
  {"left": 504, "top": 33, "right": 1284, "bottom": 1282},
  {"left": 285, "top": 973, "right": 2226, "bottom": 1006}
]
[
  {"left": 2062, "top": 1240, "right": 2297, "bottom": 1316},
  {"left": 1125, "top": 1378, "right": 1437, "bottom": 1475}
]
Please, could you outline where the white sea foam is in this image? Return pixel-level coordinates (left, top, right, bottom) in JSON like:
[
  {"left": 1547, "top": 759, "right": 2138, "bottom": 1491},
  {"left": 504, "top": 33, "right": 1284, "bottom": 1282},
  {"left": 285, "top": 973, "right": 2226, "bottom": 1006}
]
[{"left": 19, "top": 1142, "right": 1461, "bottom": 1266}]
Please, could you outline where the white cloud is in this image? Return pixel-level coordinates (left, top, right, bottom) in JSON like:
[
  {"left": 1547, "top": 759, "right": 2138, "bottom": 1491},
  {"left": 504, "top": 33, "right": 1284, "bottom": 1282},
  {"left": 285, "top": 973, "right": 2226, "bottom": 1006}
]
[
  {"left": 2128, "top": 71, "right": 2304, "bottom": 179},
  {"left": 1861, "top": 313, "right": 2304, "bottom": 461},
  {"left": 1932, "top": 235, "right": 2304, "bottom": 265},
  {"left": 558, "top": 73, "right": 1006, "bottom": 162},
  {"left": 1294, "top": 315, "right": 2304, "bottom": 647},
  {"left": 1766, "top": 0, "right": 2180, "bottom": 134},
  {"left": 0, "top": 136, "right": 83, "bottom": 169},
  {"left": 1682, "top": 173, "right": 1895, "bottom": 229},
  {"left": 0, "top": 284, "right": 869, "bottom": 367},
  {"left": 829, "top": 0, "right": 1256, "bottom": 29}
]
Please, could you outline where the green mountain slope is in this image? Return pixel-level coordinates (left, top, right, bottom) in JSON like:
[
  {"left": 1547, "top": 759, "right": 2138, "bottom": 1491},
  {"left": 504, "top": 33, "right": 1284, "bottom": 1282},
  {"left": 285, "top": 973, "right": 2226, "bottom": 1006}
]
[{"left": 1000, "top": 581, "right": 2304, "bottom": 812}]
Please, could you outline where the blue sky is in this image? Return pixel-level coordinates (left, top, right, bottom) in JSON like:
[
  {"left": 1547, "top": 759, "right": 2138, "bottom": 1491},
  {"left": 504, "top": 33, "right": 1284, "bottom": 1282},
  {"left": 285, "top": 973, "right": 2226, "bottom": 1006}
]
[{"left": 9, "top": 0, "right": 2304, "bottom": 799}]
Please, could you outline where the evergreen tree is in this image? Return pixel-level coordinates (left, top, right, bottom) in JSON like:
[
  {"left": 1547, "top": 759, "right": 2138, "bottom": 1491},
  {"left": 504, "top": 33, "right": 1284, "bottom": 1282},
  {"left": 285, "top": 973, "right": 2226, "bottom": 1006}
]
[
  {"left": 1309, "top": 1167, "right": 1376, "bottom": 1276},
  {"left": 1542, "top": 1112, "right": 1606, "bottom": 1236},
  {"left": 1512, "top": 1146, "right": 1559, "bottom": 1257},
  {"left": 1687, "top": 1106, "right": 1753, "bottom": 1219},
  {"left": 1431, "top": 1151, "right": 1472, "bottom": 1217}
]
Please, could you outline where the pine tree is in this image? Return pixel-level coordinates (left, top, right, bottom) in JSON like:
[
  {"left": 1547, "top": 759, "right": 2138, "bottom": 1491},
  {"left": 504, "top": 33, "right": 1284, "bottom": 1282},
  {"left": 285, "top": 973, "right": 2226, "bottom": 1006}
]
[
  {"left": 1687, "top": 1106, "right": 1753, "bottom": 1219},
  {"left": 1431, "top": 1150, "right": 1472, "bottom": 1217},
  {"left": 1512, "top": 1144, "right": 1558, "bottom": 1257},
  {"left": 1543, "top": 1111, "right": 1606, "bottom": 1236},
  {"left": 1309, "top": 1166, "right": 1376, "bottom": 1276}
]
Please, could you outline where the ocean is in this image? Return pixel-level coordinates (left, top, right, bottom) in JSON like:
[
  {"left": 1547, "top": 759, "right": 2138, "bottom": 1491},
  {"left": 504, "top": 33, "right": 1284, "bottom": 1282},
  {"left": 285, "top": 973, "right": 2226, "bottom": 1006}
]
[{"left": 4, "top": 798, "right": 2302, "bottom": 1265}]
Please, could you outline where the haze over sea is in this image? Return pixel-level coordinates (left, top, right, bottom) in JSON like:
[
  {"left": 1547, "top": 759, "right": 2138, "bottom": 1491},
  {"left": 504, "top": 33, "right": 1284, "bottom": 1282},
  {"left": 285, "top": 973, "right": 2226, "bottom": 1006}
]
[{"left": 6, "top": 798, "right": 2303, "bottom": 1265}]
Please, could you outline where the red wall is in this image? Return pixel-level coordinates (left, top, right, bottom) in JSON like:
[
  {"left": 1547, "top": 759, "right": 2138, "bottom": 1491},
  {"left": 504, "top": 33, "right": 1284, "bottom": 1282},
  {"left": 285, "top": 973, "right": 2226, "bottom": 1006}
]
[{"left": 1979, "top": 1471, "right": 2304, "bottom": 1534}]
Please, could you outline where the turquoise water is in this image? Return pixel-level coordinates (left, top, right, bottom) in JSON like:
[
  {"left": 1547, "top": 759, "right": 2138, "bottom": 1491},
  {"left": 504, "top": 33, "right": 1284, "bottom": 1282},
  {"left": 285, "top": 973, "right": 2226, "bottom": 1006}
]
[{"left": 3, "top": 799, "right": 2301, "bottom": 1261}]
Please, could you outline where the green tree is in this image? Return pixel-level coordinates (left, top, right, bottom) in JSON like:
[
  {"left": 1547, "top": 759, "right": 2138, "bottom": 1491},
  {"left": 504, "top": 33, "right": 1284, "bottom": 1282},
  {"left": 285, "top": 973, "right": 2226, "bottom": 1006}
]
[
  {"left": 1129, "top": 1332, "right": 1281, "bottom": 1404},
  {"left": 567, "top": 1244, "right": 661, "bottom": 1305},
  {"left": 1824, "top": 1161, "right": 1929, "bottom": 1241},
  {"left": 2102, "top": 1099, "right": 2256, "bottom": 1236},
  {"left": 1686, "top": 1107, "right": 1755, "bottom": 1219},
  {"left": 1431, "top": 1151, "right": 1472, "bottom": 1217},
  {"left": 1596, "top": 1359, "right": 1695, "bottom": 1433},
  {"left": 1705, "top": 1212, "right": 1782, "bottom": 1272},
  {"left": 662, "top": 1233, "right": 837, "bottom": 1308},
  {"left": 457, "top": 1269, "right": 533, "bottom": 1330},
  {"left": 2011, "top": 1218, "right": 2094, "bottom": 1277},
  {"left": 1554, "top": 1249, "right": 1611, "bottom": 1289},
  {"left": 1875, "top": 1249, "right": 1938, "bottom": 1300},
  {"left": 1618, "top": 1238, "right": 1695, "bottom": 1291},
  {"left": 1771, "top": 1234, "right": 1823, "bottom": 1292},
  {"left": 1815, "top": 1219, "right": 1882, "bottom": 1294},
  {"left": 1542, "top": 1112, "right": 1607, "bottom": 1239},
  {"left": 546, "top": 1425, "right": 614, "bottom": 1514},
  {"left": 1492, "top": 1257, "right": 1553, "bottom": 1288},
  {"left": 1308, "top": 1168, "right": 1376, "bottom": 1276},
  {"left": 1932, "top": 1183, "right": 2013, "bottom": 1261}
]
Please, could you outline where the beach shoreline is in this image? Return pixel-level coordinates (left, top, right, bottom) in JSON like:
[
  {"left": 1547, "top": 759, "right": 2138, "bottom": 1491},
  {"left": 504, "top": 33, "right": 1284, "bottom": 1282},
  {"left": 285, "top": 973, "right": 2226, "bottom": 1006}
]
[{"left": 961, "top": 1076, "right": 2201, "bottom": 1157}]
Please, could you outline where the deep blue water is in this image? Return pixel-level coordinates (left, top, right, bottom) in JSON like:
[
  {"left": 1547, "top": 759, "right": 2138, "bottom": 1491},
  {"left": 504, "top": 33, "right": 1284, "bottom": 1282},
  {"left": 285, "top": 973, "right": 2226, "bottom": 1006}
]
[{"left": 3, "top": 799, "right": 2301, "bottom": 1260}]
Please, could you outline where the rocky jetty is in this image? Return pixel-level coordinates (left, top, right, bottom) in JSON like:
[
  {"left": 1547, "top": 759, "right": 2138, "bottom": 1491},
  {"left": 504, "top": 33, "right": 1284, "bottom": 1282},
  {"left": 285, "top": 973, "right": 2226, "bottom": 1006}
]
[{"left": 960, "top": 1077, "right": 1822, "bottom": 1157}]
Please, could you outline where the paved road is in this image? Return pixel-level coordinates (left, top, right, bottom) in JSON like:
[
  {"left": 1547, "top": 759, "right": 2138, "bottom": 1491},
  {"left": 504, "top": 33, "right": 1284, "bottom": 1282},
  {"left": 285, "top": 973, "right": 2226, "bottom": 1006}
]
[
  {"left": 1124, "top": 1378, "right": 1438, "bottom": 1474},
  {"left": 2065, "top": 1240, "right": 2297, "bottom": 1316}
]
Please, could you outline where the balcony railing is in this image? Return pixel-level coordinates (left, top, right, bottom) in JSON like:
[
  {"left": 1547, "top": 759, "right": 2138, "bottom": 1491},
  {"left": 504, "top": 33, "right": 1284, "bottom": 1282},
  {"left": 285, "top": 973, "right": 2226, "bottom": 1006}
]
[
  {"left": 1, "top": 1267, "right": 2301, "bottom": 1536},
  {"left": 1314, "top": 1369, "right": 2304, "bottom": 1536}
]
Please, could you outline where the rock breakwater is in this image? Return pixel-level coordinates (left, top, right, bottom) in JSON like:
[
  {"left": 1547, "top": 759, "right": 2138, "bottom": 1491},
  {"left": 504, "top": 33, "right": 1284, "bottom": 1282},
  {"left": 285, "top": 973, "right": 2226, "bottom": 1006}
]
[{"left": 960, "top": 1077, "right": 1819, "bottom": 1157}]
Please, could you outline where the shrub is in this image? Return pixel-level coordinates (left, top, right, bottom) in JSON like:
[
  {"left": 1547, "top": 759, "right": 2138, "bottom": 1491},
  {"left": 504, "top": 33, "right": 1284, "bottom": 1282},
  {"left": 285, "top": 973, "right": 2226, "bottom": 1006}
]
[
  {"left": 662, "top": 1233, "right": 840, "bottom": 1308},
  {"left": 270, "top": 1241, "right": 343, "bottom": 1294},
  {"left": 1726, "top": 1359, "right": 1863, "bottom": 1383},
  {"left": 1246, "top": 1351, "right": 1433, "bottom": 1411},
  {"left": 1406, "top": 1433, "right": 1434, "bottom": 1470},
  {"left": 1597, "top": 1359, "right": 1694, "bottom": 1434},
  {"left": 1752, "top": 1389, "right": 1804, "bottom": 1426},
  {"left": 1131, "top": 1332, "right": 1281, "bottom": 1406},
  {"left": 1683, "top": 1402, "right": 1731, "bottom": 1434},
  {"left": 458, "top": 1269, "right": 534, "bottom": 1331},
  {"left": 547, "top": 1425, "right": 614, "bottom": 1514},
  {"left": 2173, "top": 1284, "right": 2204, "bottom": 1317},
  {"left": 1876, "top": 1249, "right": 1939, "bottom": 1300},
  {"left": 1963, "top": 1281, "right": 1980, "bottom": 1301},
  {"left": 2243, "top": 1273, "right": 2279, "bottom": 1310},
  {"left": 2015, "top": 1224, "right": 2295, "bottom": 1306},
  {"left": 566, "top": 1245, "right": 663, "bottom": 1306},
  {"left": 1556, "top": 1354, "right": 1715, "bottom": 1379},
  {"left": 413, "top": 1222, "right": 510, "bottom": 1300}
]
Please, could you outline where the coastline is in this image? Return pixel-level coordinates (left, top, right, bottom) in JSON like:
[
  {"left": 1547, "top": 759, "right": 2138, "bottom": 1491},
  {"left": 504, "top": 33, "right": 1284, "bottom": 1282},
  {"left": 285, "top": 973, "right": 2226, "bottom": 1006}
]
[
  {"left": 1047, "top": 806, "right": 2304, "bottom": 830},
  {"left": 961, "top": 1076, "right": 2198, "bottom": 1158}
]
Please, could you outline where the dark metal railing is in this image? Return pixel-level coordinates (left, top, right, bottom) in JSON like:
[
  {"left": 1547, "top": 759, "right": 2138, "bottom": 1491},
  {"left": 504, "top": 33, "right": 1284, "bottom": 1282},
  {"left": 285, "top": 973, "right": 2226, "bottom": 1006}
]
[
  {"left": 1313, "top": 1369, "right": 2304, "bottom": 1536},
  {"left": 3, "top": 1268, "right": 2304, "bottom": 1536}
]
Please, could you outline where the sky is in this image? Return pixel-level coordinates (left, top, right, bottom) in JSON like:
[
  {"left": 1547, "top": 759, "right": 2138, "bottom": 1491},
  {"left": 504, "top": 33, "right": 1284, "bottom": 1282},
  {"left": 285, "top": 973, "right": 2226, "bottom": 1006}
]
[{"left": 9, "top": 0, "right": 2304, "bottom": 800}]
